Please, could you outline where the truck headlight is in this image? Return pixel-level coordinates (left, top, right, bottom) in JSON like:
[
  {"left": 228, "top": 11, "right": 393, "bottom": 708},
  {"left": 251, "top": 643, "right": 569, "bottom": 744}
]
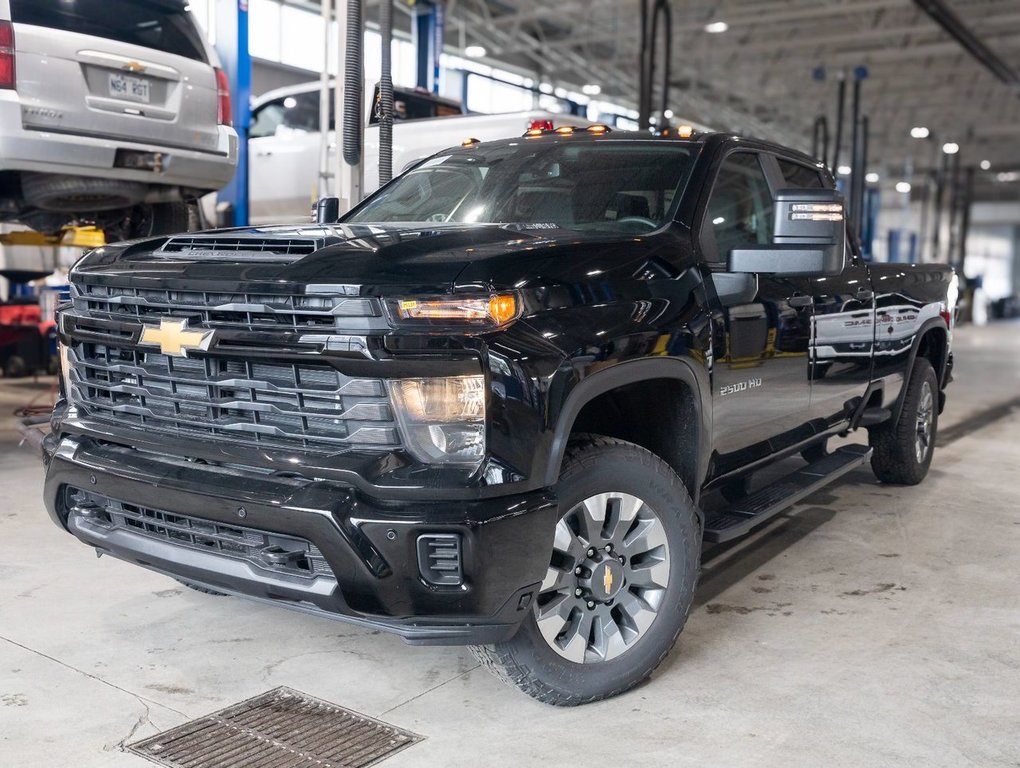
[
  {"left": 385, "top": 294, "right": 520, "bottom": 330},
  {"left": 388, "top": 375, "right": 486, "bottom": 465}
]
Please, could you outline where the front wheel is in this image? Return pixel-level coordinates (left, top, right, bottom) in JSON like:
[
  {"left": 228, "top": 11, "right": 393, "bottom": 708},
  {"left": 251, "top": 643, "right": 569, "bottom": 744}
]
[{"left": 471, "top": 436, "right": 701, "bottom": 705}]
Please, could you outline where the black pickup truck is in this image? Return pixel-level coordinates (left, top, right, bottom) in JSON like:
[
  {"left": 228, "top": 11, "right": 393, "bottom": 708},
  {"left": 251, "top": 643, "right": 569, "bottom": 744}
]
[{"left": 43, "top": 127, "right": 956, "bottom": 705}]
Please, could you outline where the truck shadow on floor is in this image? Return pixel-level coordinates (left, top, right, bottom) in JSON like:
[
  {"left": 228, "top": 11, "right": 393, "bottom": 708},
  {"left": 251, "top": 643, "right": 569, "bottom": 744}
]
[{"left": 695, "top": 505, "right": 837, "bottom": 607}]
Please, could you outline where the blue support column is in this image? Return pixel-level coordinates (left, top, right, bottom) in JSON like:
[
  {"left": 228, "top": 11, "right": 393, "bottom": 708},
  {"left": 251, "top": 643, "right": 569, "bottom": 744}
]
[
  {"left": 215, "top": 0, "right": 251, "bottom": 227},
  {"left": 412, "top": 1, "right": 442, "bottom": 94}
]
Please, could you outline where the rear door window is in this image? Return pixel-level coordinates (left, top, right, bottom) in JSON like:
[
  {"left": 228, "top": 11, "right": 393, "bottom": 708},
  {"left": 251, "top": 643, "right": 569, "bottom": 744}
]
[{"left": 11, "top": 0, "right": 208, "bottom": 63}]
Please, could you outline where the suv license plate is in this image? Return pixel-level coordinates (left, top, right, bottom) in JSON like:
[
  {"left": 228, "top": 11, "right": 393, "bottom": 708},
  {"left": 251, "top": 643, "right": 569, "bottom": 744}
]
[{"left": 108, "top": 73, "right": 151, "bottom": 103}]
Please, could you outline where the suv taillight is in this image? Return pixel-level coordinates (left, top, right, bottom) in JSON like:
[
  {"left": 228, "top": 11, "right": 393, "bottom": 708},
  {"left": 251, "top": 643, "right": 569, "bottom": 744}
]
[
  {"left": 214, "top": 67, "right": 232, "bottom": 126},
  {"left": 0, "top": 21, "right": 15, "bottom": 90}
]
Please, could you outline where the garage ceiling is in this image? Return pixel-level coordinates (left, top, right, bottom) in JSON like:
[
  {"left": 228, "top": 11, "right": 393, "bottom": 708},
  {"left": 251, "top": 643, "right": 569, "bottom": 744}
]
[{"left": 440, "top": 0, "right": 1020, "bottom": 199}]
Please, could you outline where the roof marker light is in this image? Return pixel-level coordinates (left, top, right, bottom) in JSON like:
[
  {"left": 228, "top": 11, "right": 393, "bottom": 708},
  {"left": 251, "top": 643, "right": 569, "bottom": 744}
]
[
  {"left": 587, "top": 124, "right": 611, "bottom": 134},
  {"left": 462, "top": 137, "right": 480, "bottom": 147},
  {"left": 677, "top": 124, "right": 695, "bottom": 138},
  {"left": 555, "top": 126, "right": 575, "bottom": 135}
]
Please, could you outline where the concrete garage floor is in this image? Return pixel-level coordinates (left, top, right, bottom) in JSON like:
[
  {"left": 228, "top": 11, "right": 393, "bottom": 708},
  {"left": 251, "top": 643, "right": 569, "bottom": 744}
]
[{"left": 2, "top": 324, "right": 1018, "bottom": 768}]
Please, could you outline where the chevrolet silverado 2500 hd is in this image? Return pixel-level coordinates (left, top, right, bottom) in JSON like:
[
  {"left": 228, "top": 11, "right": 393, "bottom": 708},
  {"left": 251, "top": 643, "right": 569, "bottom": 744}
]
[{"left": 44, "top": 127, "right": 956, "bottom": 705}]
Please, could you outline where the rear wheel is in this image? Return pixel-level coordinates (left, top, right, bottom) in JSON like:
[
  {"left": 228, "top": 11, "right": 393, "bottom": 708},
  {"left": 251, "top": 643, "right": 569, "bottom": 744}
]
[
  {"left": 869, "top": 358, "right": 938, "bottom": 485},
  {"left": 471, "top": 436, "right": 700, "bottom": 705}
]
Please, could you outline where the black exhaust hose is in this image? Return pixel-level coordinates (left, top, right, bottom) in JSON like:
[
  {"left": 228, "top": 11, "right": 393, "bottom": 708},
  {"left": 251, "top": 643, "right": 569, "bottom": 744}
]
[
  {"left": 379, "top": 0, "right": 394, "bottom": 185},
  {"left": 342, "top": 0, "right": 363, "bottom": 167}
]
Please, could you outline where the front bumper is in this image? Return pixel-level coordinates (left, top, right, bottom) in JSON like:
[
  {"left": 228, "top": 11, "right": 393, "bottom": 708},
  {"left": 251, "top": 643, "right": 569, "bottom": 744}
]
[{"left": 43, "top": 433, "right": 558, "bottom": 645}]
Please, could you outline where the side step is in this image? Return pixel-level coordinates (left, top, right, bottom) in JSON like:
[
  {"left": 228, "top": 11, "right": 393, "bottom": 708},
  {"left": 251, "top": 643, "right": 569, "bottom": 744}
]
[{"left": 704, "top": 444, "right": 872, "bottom": 544}]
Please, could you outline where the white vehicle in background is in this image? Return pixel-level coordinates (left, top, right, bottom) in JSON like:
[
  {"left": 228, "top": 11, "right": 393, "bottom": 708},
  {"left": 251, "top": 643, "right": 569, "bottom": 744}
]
[
  {"left": 247, "top": 81, "right": 592, "bottom": 225},
  {"left": 0, "top": 0, "right": 237, "bottom": 240}
]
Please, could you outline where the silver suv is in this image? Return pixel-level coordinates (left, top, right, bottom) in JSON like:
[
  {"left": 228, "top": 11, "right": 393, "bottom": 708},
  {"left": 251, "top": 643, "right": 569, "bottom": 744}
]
[{"left": 0, "top": 0, "right": 237, "bottom": 240}]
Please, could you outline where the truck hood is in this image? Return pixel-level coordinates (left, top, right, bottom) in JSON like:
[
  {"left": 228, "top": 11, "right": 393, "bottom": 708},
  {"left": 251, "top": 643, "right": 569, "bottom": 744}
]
[{"left": 72, "top": 222, "right": 667, "bottom": 295}]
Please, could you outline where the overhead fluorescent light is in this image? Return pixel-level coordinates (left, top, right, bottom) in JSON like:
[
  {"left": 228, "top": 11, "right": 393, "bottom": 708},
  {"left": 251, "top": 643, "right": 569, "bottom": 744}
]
[
  {"left": 582, "top": 84, "right": 602, "bottom": 96},
  {"left": 895, "top": 181, "right": 912, "bottom": 193},
  {"left": 980, "top": 160, "right": 991, "bottom": 170},
  {"left": 865, "top": 172, "right": 880, "bottom": 183},
  {"left": 464, "top": 45, "right": 487, "bottom": 59},
  {"left": 942, "top": 142, "right": 960, "bottom": 155},
  {"left": 910, "top": 126, "right": 930, "bottom": 139},
  {"left": 705, "top": 21, "right": 729, "bottom": 33},
  {"left": 837, "top": 165, "right": 852, "bottom": 176}
]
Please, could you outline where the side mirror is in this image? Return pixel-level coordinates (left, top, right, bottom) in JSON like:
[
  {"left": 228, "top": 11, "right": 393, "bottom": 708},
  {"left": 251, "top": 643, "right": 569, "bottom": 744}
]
[{"left": 728, "top": 188, "right": 846, "bottom": 276}]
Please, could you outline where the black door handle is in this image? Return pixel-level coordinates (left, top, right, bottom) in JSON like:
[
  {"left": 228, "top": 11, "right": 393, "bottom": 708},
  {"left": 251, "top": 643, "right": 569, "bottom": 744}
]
[
  {"left": 854, "top": 288, "right": 874, "bottom": 301},
  {"left": 789, "top": 294, "right": 813, "bottom": 308}
]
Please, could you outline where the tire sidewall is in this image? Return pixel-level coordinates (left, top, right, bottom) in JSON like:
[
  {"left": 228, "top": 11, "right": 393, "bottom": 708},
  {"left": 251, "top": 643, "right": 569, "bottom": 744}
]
[{"left": 504, "top": 440, "right": 700, "bottom": 701}]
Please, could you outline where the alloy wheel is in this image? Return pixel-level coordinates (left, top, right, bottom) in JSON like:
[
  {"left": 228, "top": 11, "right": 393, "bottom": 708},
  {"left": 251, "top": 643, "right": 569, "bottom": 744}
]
[
  {"left": 915, "top": 380, "right": 934, "bottom": 463},
  {"left": 534, "top": 492, "right": 670, "bottom": 664}
]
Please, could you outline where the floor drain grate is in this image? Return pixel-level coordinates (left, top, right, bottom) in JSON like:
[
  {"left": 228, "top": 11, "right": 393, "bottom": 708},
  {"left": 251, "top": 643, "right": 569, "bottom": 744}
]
[{"left": 128, "top": 686, "right": 423, "bottom": 768}]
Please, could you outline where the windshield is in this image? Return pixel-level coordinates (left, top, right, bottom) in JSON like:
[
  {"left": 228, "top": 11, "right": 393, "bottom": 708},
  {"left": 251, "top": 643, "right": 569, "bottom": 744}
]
[{"left": 344, "top": 140, "right": 699, "bottom": 234}]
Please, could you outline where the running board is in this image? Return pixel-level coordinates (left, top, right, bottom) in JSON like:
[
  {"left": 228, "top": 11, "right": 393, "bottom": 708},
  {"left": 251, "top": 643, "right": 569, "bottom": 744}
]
[{"left": 704, "top": 444, "right": 872, "bottom": 543}]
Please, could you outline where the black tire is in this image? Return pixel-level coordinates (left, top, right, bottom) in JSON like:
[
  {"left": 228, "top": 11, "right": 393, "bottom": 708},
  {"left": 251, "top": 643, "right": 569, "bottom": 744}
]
[
  {"left": 869, "top": 358, "right": 938, "bottom": 485},
  {"left": 470, "top": 435, "right": 701, "bottom": 706},
  {"left": 21, "top": 173, "right": 147, "bottom": 212},
  {"left": 175, "top": 578, "right": 228, "bottom": 596},
  {"left": 3, "top": 355, "right": 28, "bottom": 378},
  {"left": 801, "top": 439, "right": 830, "bottom": 464}
]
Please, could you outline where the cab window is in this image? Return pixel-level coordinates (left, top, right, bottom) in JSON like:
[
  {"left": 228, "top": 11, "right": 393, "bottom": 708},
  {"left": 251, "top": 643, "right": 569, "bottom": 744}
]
[{"left": 702, "top": 152, "right": 774, "bottom": 263}]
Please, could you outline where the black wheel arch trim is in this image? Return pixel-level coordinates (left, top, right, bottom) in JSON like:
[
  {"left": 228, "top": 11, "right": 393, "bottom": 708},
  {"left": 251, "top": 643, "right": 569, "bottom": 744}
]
[
  {"left": 892, "top": 317, "right": 950, "bottom": 426},
  {"left": 542, "top": 357, "right": 712, "bottom": 505}
]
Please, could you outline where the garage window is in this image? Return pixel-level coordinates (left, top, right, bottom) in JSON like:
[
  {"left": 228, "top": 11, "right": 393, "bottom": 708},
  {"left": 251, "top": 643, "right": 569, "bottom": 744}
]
[{"left": 11, "top": 0, "right": 208, "bottom": 63}]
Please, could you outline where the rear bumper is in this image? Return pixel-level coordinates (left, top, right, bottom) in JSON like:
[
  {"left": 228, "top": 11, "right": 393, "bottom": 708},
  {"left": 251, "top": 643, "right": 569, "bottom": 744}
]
[
  {"left": 0, "top": 94, "right": 237, "bottom": 192},
  {"left": 43, "top": 434, "right": 558, "bottom": 645}
]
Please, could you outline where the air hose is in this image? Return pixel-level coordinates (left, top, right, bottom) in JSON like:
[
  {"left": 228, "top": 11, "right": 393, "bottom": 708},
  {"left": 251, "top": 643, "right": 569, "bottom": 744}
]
[
  {"left": 342, "top": 0, "right": 363, "bottom": 166},
  {"left": 379, "top": 0, "right": 394, "bottom": 185}
]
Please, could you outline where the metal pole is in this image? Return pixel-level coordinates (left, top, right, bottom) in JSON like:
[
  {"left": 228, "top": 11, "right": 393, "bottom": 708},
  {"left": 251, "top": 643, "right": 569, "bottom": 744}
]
[
  {"left": 657, "top": 0, "right": 672, "bottom": 123},
  {"left": 317, "top": 0, "right": 333, "bottom": 201},
  {"left": 946, "top": 151, "right": 962, "bottom": 265},
  {"left": 335, "top": 0, "right": 363, "bottom": 214},
  {"left": 958, "top": 166, "right": 975, "bottom": 273},
  {"left": 932, "top": 150, "right": 948, "bottom": 262},
  {"left": 214, "top": 0, "right": 251, "bottom": 227},
  {"left": 848, "top": 78, "right": 862, "bottom": 232},
  {"left": 831, "top": 76, "right": 846, "bottom": 174},
  {"left": 638, "top": 0, "right": 650, "bottom": 129}
]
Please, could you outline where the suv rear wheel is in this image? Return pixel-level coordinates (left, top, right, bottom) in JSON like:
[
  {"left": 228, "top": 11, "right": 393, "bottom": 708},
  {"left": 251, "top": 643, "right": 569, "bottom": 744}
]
[{"left": 471, "top": 435, "right": 700, "bottom": 705}]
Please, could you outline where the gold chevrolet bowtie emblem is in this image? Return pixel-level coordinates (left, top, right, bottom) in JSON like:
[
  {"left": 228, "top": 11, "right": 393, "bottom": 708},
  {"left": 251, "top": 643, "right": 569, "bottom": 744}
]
[
  {"left": 138, "top": 318, "right": 213, "bottom": 357},
  {"left": 603, "top": 567, "right": 613, "bottom": 595}
]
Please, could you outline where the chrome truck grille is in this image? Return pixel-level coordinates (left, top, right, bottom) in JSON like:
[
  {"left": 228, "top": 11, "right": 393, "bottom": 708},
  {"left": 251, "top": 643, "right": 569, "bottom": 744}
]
[
  {"left": 66, "top": 340, "right": 400, "bottom": 453},
  {"left": 70, "top": 282, "right": 380, "bottom": 331}
]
